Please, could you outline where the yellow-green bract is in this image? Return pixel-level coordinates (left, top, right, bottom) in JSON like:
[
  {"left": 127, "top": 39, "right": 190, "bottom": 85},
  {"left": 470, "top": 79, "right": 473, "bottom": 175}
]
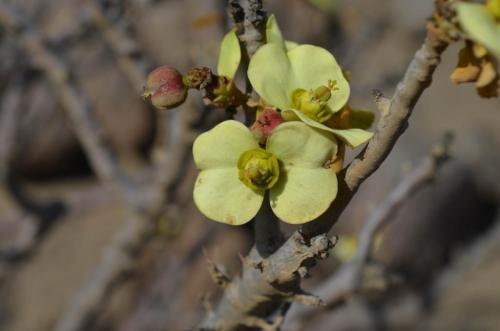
[
  {"left": 192, "top": 120, "right": 338, "bottom": 225},
  {"left": 217, "top": 28, "right": 241, "bottom": 79},
  {"left": 248, "top": 15, "right": 373, "bottom": 148},
  {"left": 457, "top": 1, "right": 500, "bottom": 60}
]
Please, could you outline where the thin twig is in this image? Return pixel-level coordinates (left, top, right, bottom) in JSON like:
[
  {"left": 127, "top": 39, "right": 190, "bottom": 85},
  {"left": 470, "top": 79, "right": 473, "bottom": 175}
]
[{"left": 86, "top": 0, "right": 151, "bottom": 91}]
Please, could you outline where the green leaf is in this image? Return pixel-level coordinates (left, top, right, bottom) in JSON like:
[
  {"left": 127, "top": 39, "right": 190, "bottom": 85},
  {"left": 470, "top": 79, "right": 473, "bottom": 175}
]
[
  {"left": 282, "top": 109, "right": 373, "bottom": 148},
  {"left": 457, "top": 3, "right": 500, "bottom": 60},
  {"left": 193, "top": 120, "right": 259, "bottom": 170},
  {"left": 270, "top": 167, "right": 337, "bottom": 224},
  {"left": 194, "top": 168, "right": 264, "bottom": 225},
  {"left": 217, "top": 28, "right": 242, "bottom": 79},
  {"left": 248, "top": 43, "right": 294, "bottom": 110},
  {"left": 267, "top": 121, "right": 337, "bottom": 168},
  {"left": 287, "top": 45, "right": 350, "bottom": 112},
  {"left": 266, "top": 14, "right": 286, "bottom": 50}
]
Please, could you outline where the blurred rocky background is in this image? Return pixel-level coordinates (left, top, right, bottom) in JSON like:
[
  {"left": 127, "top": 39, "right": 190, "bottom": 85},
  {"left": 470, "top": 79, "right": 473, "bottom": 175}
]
[{"left": 0, "top": 0, "right": 499, "bottom": 331}]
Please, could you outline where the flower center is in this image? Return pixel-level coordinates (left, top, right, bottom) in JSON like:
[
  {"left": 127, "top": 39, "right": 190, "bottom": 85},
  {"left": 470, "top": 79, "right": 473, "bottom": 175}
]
[
  {"left": 291, "top": 80, "right": 338, "bottom": 123},
  {"left": 238, "top": 148, "right": 280, "bottom": 190}
]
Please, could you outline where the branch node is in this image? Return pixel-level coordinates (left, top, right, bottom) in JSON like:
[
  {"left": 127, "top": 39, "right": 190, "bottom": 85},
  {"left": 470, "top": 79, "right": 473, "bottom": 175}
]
[{"left": 372, "top": 89, "right": 391, "bottom": 116}]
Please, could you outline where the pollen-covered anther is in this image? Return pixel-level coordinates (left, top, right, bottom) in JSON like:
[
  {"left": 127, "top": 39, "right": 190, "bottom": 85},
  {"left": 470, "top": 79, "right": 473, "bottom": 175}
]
[{"left": 291, "top": 85, "right": 334, "bottom": 123}]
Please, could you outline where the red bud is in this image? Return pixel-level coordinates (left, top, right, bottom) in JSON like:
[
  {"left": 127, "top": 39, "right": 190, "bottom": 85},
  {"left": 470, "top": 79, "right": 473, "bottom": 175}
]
[
  {"left": 251, "top": 108, "right": 284, "bottom": 144},
  {"left": 144, "top": 66, "right": 187, "bottom": 110}
]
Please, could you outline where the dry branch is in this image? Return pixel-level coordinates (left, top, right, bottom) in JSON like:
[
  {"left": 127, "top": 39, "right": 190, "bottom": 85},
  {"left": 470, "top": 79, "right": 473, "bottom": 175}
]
[
  {"left": 200, "top": 232, "right": 336, "bottom": 330},
  {"left": 199, "top": 5, "right": 449, "bottom": 328}
]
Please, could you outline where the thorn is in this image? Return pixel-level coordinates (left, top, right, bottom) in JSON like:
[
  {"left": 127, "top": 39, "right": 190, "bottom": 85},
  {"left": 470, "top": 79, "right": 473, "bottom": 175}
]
[
  {"left": 297, "top": 266, "right": 309, "bottom": 278},
  {"left": 372, "top": 89, "right": 391, "bottom": 116},
  {"left": 330, "top": 235, "right": 339, "bottom": 247},
  {"left": 238, "top": 253, "right": 248, "bottom": 266},
  {"left": 204, "top": 250, "right": 231, "bottom": 288},
  {"left": 293, "top": 292, "right": 324, "bottom": 307},
  {"left": 200, "top": 293, "right": 214, "bottom": 316}
]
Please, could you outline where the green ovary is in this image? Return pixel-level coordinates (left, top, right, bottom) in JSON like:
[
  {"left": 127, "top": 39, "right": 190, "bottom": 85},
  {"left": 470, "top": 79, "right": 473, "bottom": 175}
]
[
  {"left": 291, "top": 84, "right": 336, "bottom": 123},
  {"left": 238, "top": 149, "right": 280, "bottom": 190}
]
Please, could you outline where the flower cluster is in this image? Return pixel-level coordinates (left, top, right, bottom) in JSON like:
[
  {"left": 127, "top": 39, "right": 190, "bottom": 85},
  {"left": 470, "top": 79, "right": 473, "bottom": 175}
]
[{"left": 144, "top": 15, "right": 376, "bottom": 225}]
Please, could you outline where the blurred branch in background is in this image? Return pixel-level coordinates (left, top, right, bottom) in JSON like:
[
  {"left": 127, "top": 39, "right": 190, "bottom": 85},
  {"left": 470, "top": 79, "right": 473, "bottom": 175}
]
[
  {"left": 0, "top": 74, "right": 65, "bottom": 262},
  {"left": 0, "top": 2, "right": 206, "bottom": 331},
  {"left": 0, "top": 75, "right": 38, "bottom": 261},
  {"left": 0, "top": 3, "right": 135, "bottom": 201},
  {"left": 285, "top": 132, "right": 453, "bottom": 330},
  {"left": 85, "top": 0, "right": 151, "bottom": 92},
  {"left": 0, "top": 76, "right": 22, "bottom": 184}
]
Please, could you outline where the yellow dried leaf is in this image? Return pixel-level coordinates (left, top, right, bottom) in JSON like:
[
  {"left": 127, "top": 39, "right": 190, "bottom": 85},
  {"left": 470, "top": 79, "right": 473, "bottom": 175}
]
[
  {"left": 451, "top": 45, "right": 481, "bottom": 84},
  {"left": 477, "top": 59, "right": 498, "bottom": 88}
]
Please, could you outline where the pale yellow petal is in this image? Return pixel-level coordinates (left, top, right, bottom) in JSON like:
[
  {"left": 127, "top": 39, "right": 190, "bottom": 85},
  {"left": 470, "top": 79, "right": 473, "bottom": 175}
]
[
  {"left": 194, "top": 168, "right": 264, "bottom": 225},
  {"left": 270, "top": 167, "right": 337, "bottom": 224}
]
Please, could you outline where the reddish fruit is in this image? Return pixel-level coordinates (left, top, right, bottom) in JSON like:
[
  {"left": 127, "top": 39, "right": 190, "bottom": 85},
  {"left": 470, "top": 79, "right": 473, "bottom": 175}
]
[{"left": 144, "top": 66, "right": 187, "bottom": 110}]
